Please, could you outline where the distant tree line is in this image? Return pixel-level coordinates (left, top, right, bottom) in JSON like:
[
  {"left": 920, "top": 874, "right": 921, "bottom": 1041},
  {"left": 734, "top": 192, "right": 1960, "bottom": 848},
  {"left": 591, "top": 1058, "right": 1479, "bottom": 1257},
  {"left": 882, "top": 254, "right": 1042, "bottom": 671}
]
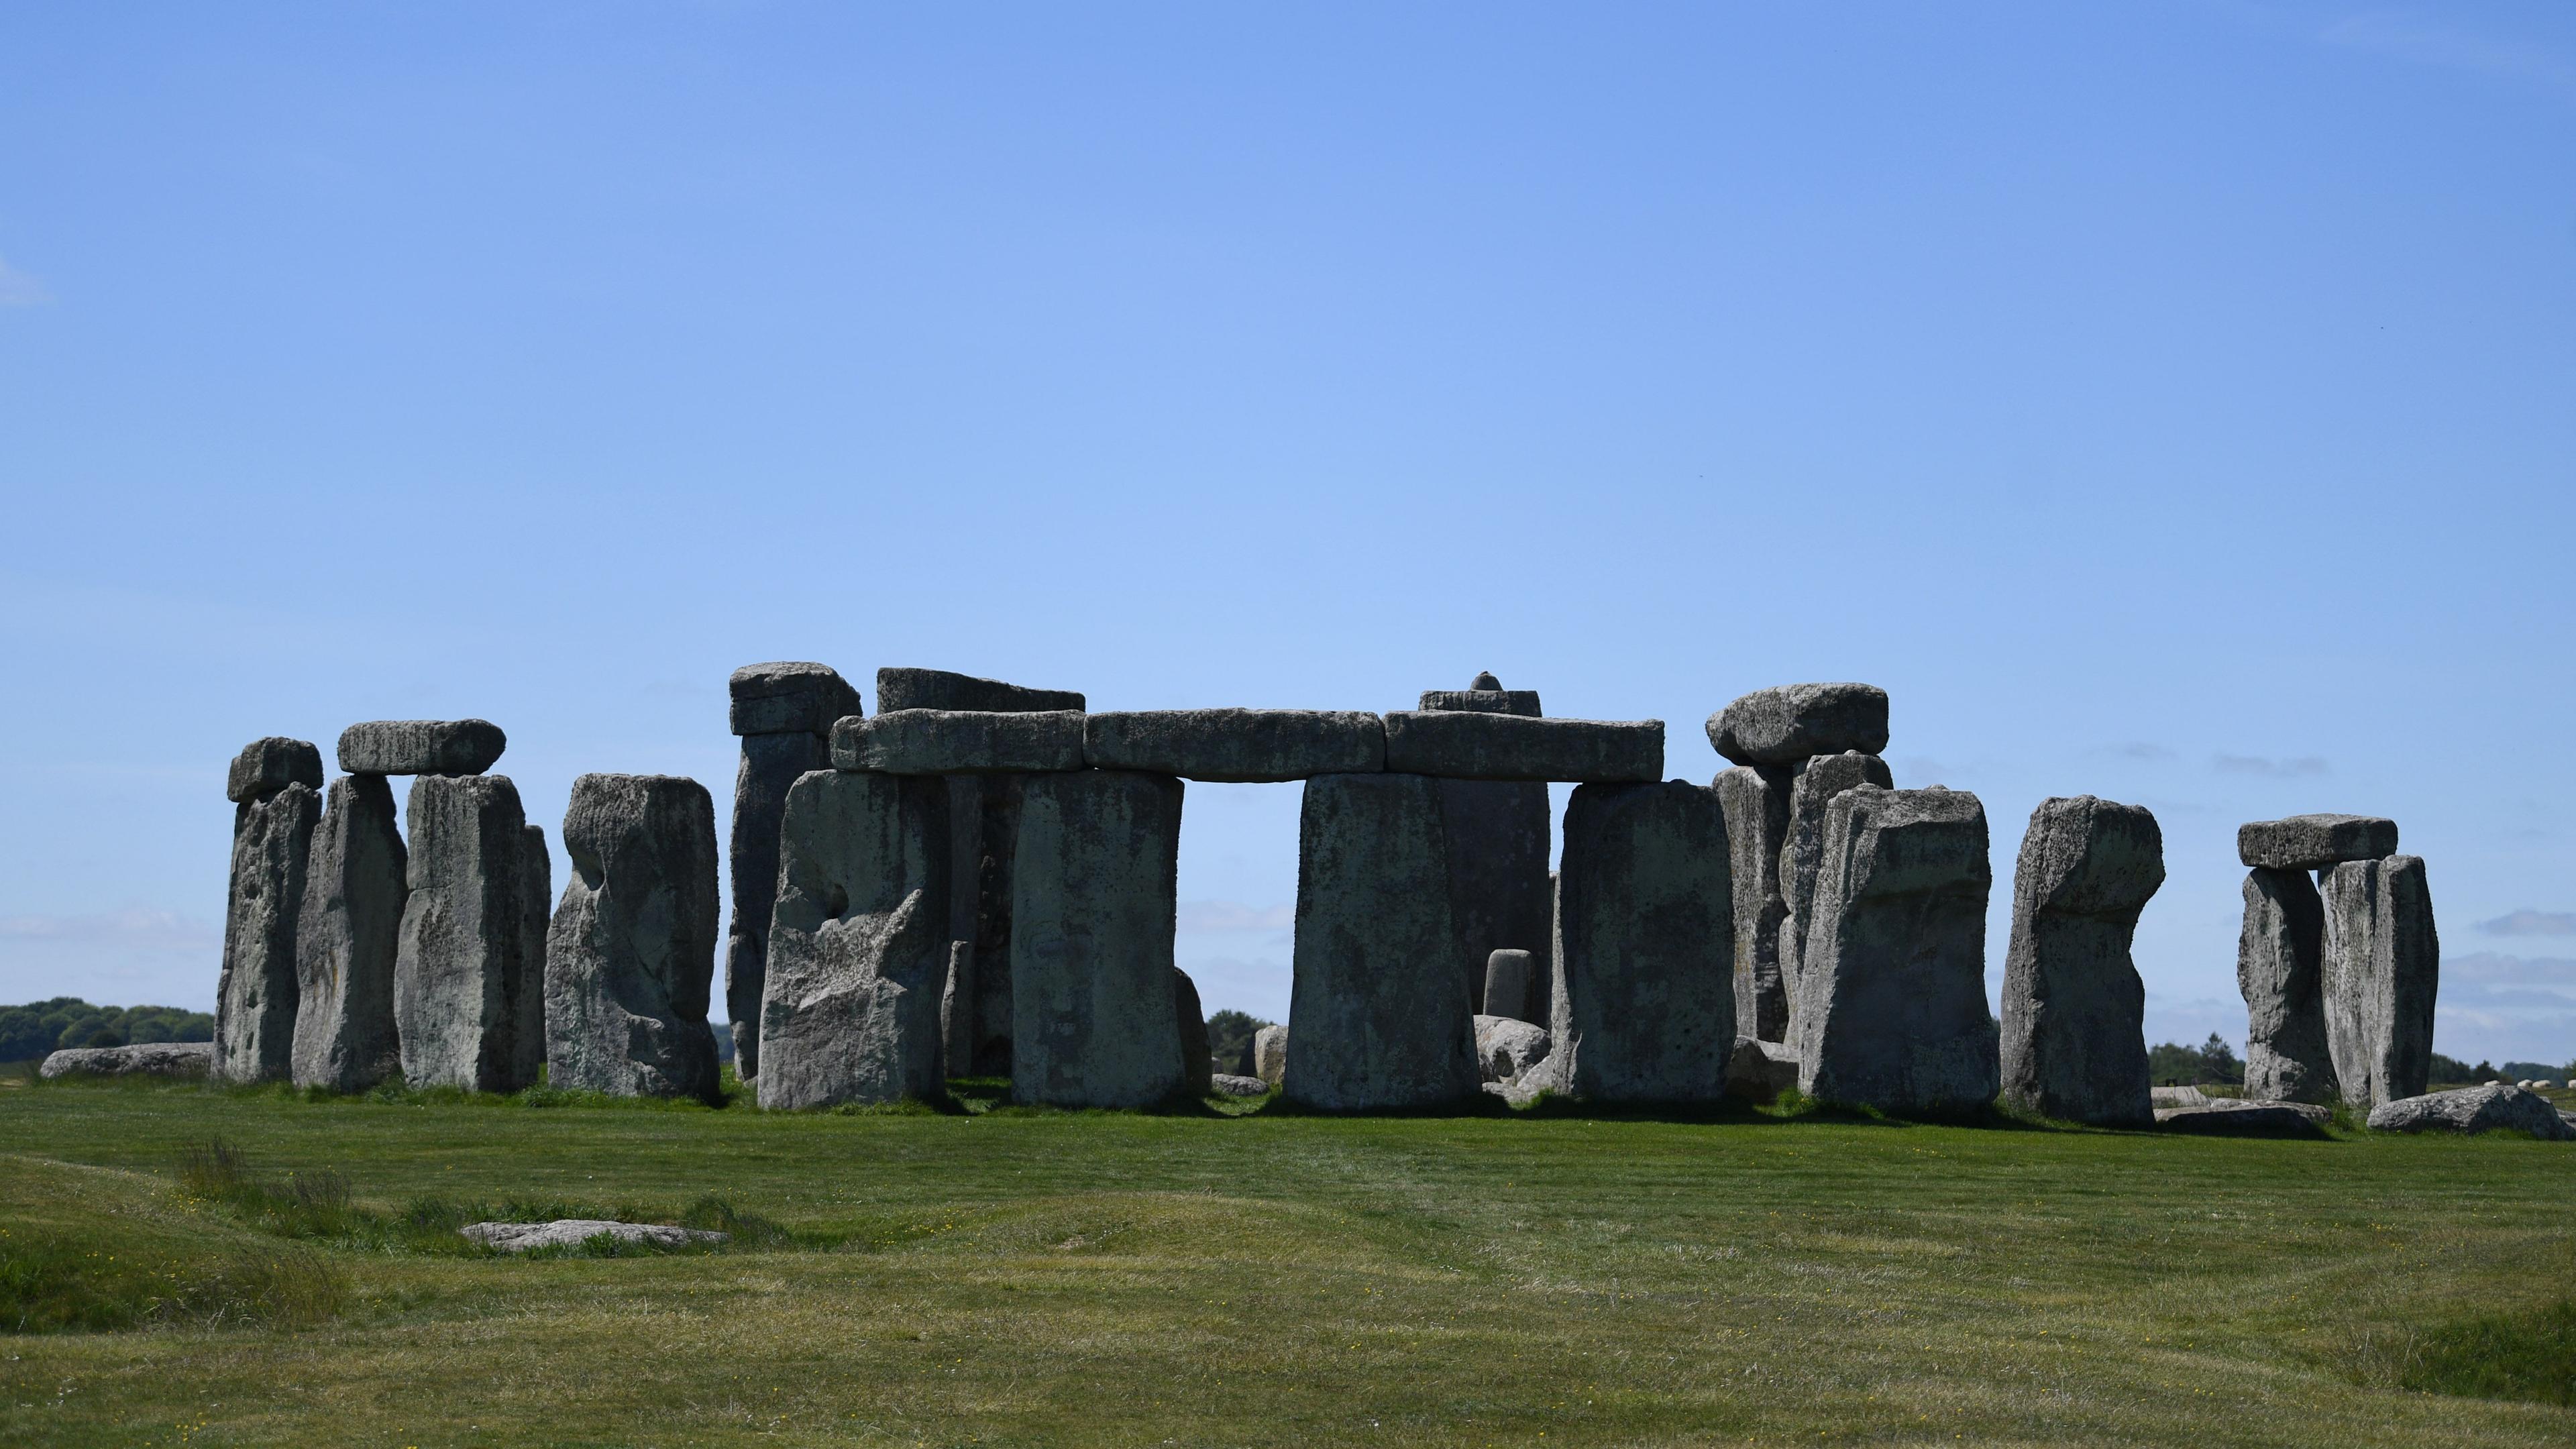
[
  {"left": 0, "top": 998, "right": 215, "bottom": 1063},
  {"left": 2147, "top": 1034, "right": 2244, "bottom": 1087},
  {"left": 1205, "top": 1010, "right": 1273, "bottom": 1075}
]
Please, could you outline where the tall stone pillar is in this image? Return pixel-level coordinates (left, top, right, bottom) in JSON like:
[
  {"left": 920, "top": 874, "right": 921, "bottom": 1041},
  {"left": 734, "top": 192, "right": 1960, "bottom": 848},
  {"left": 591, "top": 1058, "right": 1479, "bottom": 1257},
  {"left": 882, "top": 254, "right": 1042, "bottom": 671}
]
[
  {"left": 1550, "top": 780, "right": 1734, "bottom": 1104},
  {"left": 724, "top": 663, "right": 861, "bottom": 1082},
  {"left": 1777, "top": 751, "right": 1893, "bottom": 1048},
  {"left": 216, "top": 738, "right": 324, "bottom": 1084},
  {"left": 515, "top": 825, "right": 551, "bottom": 1089},
  {"left": 394, "top": 773, "right": 541, "bottom": 1091},
  {"left": 545, "top": 773, "right": 721, "bottom": 1100},
  {"left": 292, "top": 771, "right": 407, "bottom": 1091},
  {"left": 1008, "top": 770, "right": 1186, "bottom": 1107},
  {"left": 1712, "top": 765, "right": 1792, "bottom": 1041},
  {"left": 2235, "top": 815, "right": 2406, "bottom": 1106},
  {"left": 2237, "top": 867, "right": 2333, "bottom": 1104},
  {"left": 1418, "top": 672, "right": 1554, "bottom": 1014},
  {"left": 1999, "top": 796, "right": 2162, "bottom": 1126},
  {"left": 2322, "top": 855, "right": 2438, "bottom": 1109}
]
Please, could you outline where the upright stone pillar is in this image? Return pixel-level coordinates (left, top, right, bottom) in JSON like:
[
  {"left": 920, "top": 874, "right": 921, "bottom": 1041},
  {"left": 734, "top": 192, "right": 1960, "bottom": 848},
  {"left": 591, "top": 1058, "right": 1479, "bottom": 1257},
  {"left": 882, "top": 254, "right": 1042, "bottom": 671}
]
[
  {"left": 1285, "top": 773, "right": 1480, "bottom": 1110},
  {"left": 292, "top": 772, "right": 407, "bottom": 1091},
  {"left": 545, "top": 774, "right": 721, "bottom": 1100},
  {"left": 1794, "top": 786, "right": 1997, "bottom": 1113},
  {"left": 1550, "top": 780, "right": 1734, "bottom": 1104},
  {"left": 1999, "top": 796, "right": 2162, "bottom": 1126},
  {"left": 1419, "top": 674, "right": 1554, "bottom": 1011},
  {"left": 1713, "top": 765, "right": 1792, "bottom": 1041},
  {"left": 216, "top": 738, "right": 323, "bottom": 1084},
  {"left": 2238, "top": 868, "right": 2334, "bottom": 1104},
  {"left": 2321, "top": 855, "right": 2438, "bottom": 1109},
  {"left": 1175, "top": 967, "right": 1214, "bottom": 1096},
  {"left": 758, "top": 769, "right": 951, "bottom": 1108},
  {"left": 724, "top": 662, "right": 861, "bottom": 1082},
  {"left": 1777, "top": 751, "right": 1893, "bottom": 1043},
  {"left": 1008, "top": 770, "right": 1185, "bottom": 1106},
  {"left": 395, "top": 773, "right": 541, "bottom": 1091},
  {"left": 940, "top": 941, "right": 976, "bottom": 1078}
]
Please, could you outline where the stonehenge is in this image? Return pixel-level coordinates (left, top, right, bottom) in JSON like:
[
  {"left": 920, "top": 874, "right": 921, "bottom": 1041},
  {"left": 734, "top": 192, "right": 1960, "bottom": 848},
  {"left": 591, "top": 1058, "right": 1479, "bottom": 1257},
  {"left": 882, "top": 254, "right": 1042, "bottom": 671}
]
[
  {"left": 2238, "top": 867, "right": 2334, "bottom": 1104},
  {"left": 1709, "top": 683, "right": 1888, "bottom": 767},
  {"left": 1009, "top": 769, "right": 1187, "bottom": 1108},
  {"left": 724, "top": 662, "right": 859, "bottom": 1080},
  {"left": 2320, "top": 855, "right": 2438, "bottom": 1109},
  {"left": 1482, "top": 949, "right": 1537, "bottom": 1023},
  {"left": 292, "top": 772, "right": 407, "bottom": 1091},
  {"left": 395, "top": 773, "right": 544, "bottom": 1092},
  {"left": 1084, "top": 708, "right": 1385, "bottom": 782},
  {"left": 2000, "top": 796, "right": 2163, "bottom": 1127},
  {"left": 215, "top": 738, "right": 323, "bottom": 1083},
  {"left": 545, "top": 774, "right": 722, "bottom": 1100},
  {"left": 1713, "top": 764, "right": 1793, "bottom": 1041},
  {"left": 338, "top": 719, "right": 507, "bottom": 777},
  {"left": 1423, "top": 676, "right": 1554, "bottom": 1016},
  {"left": 1549, "top": 780, "right": 1735, "bottom": 1104}
]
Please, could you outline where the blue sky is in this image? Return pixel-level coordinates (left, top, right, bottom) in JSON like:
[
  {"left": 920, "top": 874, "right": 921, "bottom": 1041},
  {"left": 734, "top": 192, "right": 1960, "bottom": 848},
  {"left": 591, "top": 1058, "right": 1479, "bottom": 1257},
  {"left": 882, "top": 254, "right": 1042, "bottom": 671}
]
[{"left": 3, "top": 3, "right": 2571, "bottom": 1063}]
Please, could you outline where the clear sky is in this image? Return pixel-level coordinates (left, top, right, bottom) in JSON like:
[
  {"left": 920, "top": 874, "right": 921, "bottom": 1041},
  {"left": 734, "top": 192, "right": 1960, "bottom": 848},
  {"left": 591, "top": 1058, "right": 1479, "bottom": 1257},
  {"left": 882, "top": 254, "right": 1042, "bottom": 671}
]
[{"left": 3, "top": 3, "right": 2570, "bottom": 1065}]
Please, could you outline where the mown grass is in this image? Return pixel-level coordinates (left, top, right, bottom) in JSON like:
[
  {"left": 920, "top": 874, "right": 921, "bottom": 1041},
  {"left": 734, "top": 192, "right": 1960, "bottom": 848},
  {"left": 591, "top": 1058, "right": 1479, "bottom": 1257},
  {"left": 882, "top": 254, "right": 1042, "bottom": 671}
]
[{"left": 1, "top": 1073, "right": 2571, "bottom": 1446}]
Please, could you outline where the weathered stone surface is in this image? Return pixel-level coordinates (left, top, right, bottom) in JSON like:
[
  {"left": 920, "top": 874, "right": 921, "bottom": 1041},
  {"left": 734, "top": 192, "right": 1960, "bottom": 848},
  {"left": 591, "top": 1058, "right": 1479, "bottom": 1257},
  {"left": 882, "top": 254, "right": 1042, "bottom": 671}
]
[
  {"left": 1483, "top": 949, "right": 1536, "bottom": 1022},
  {"left": 2151, "top": 1085, "right": 2210, "bottom": 1109},
  {"left": 759, "top": 770, "right": 951, "bottom": 1108},
  {"left": 1381, "top": 712, "right": 1662, "bottom": 783},
  {"left": 2321, "top": 855, "right": 2439, "bottom": 1109},
  {"left": 2000, "top": 796, "right": 2163, "bottom": 1126},
  {"left": 1417, "top": 688, "right": 1544, "bottom": 716},
  {"left": 215, "top": 780, "right": 320, "bottom": 1084},
  {"left": 1211, "top": 1072, "right": 1270, "bottom": 1097},
  {"left": 1714, "top": 764, "right": 1794, "bottom": 1042},
  {"left": 723, "top": 733, "right": 830, "bottom": 1080},
  {"left": 1253, "top": 1024, "right": 1288, "bottom": 1086},
  {"left": 1724, "top": 1036, "right": 1801, "bottom": 1103},
  {"left": 544, "top": 775, "right": 721, "bottom": 1100},
  {"left": 875, "top": 667, "right": 1084, "bottom": 715},
  {"left": 1794, "top": 786, "right": 1998, "bottom": 1112},
  {"left": 2159, "top": 1100, "right": 2330, "bottom": 1134},
  {"left": 1084, "top": 709, "right": 1384, "bottom": 782},
  {"left": 337, "top": 719, "right": 507, "bottom": 776},
  {"left": 291, "top": 773, "right": 407, "bottom": 1091},
  {"left": 394, "top": 774, "right": 541, "bottom": 1092},
  {"left": 227, "top": 737, "right": 323, "bottom": 804},
  {"left": 1474, "top": 1014, "right": 1551, "bottom": 1083},
  {"left": 462, "top": 1220, "right": 729, "bottom": 1252},
  {"left": 1009, "top": 770, "right": 1185, "bottom": 1108},
  {"left": 2239, "top": 867, "right": 2336, "bottom": 1104},
  {"left": 728, "top": 661, "right": 862, "bottom": 737},
  {"left": 830, "top": 710, "right": 1086, "bottom": 775},
  {"left": 2367, "top": 1085, "right": 2573, "bottom": 1140},
  {"left": 1708, "top": 684, "right": 1890, "bottom": 767},
  {"left": 1285, "top": 773, "right": 1480, "bottom": 1110},
  {"left": 1549, "top": 781, "right": 1733, "bottom": 1102},
  {"left": 514, "top": 826, "right": 549, "bottom": 1090},
  {"left": 2237, "top": 814, "right": 2399, "bottom": 871},
  {"left": 1421, "top": 672, "right": 1554, "bottom": 1018},
  {"left": 1175, "top": 968, "right": 1213, "bottom": 1096},
  {"left": 940, "top": 942, "right": 975, "bottom": 1078},
  {"left": 40, "top": 1041, "right": 214, "bottom": 1079},
  {"left": 963, "top": 775, "right": 1027, "bottom": 1076},
  {"left": 1776, "top": 751, "right": 1894, "bottom": 1030}
]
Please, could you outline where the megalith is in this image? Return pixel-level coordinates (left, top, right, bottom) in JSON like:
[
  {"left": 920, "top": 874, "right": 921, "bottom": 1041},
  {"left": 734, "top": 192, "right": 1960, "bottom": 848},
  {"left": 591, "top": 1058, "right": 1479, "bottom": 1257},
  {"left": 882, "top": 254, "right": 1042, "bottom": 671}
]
[
  {"left": 1713, "top": 764, "right": 1793, "bottom": 1041},
  {"left": 1009, "top": 769, "right": 1186, "bottom": 1108},
  {"left": 1776, "top": 750, "right": 1894, "bottom": 1032},
  {"left": 215, "top": 738, "right": 323, "bottom": 1084},
  {"left": 544, "top": 774, "right": 721, "bottom": 1100},
  {"left": 1175, "top": 967, "right": 1214, "bottom": 1095},
  {"left": 1483, "top": 948, "right": 1536, "bottom": 1023},
  {"left": 939, "top": 941, "right": 975, "bottom": 1079},
  {"left": 1420, "top": 676, "right": 1554, "bottom": 1014},
  {"left": 2237, "top": 867, "right": 2334, "bottom": 1104},
  {"left": 1253, "top": 1024, "right": 1288, "bottom": 1085},
  {"left": 1707, "top": 683, "right": 1890, "bottom": 767},
  {"left": 515, "top": 826, "right": 550, "bottom": 1089},
  {"left": 723, "top": 661, "right": 860, "bottom": 1082},
  {"left": 2320, "top": 855, "right": 2438, "bottom": 1109},
  {"left": 291, "top": 772, "right": 407, "bottom": 1091},
  {"left": 1999, "top": 796, "right": 2163, "bottom": 1126},
  {"left": 338, "top": 719, "right": 507, "bottom": 777},
  {"left": 1285, "top": 773, "right": 1480, "bottom": 1110},
  {"left": 394, "top": 773, "right": 543, "bottom": 1092},
  {"left": 1550, "top": 780, "right": 1735, "bottom": 1104},
  {"left": 1794, "top": 786, "right": 1997, "bottom": 1113},
  {"left": 2237, "top": 814, "right": 2398, "bottom": 871},
  {"left": 757, "top": 769, "right": 951, "bottom": 1108}
]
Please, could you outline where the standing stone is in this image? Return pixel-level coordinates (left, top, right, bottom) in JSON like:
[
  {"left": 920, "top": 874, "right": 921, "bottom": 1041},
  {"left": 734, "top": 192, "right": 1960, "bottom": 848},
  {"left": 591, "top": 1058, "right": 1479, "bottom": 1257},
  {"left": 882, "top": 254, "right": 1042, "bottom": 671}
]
[
  {"left": 1285, "top": 773, "right": 1480, "bottom": 1110},
  {"left": 1483, "top": 949, "right": 1536, "bottom": 1023},
  {"left": 940, "top": 941, "right": 976, "bottom": 1079},
  {"left": 2321, "top": 855, "right": 2439, "bottom": 1109},
  {"left": 1175, "top": 967, "right": 1214, "bottom": 1095},
  {"left": 215, "top": 757, "right": 321, "bottom": 1085},
  {"left": 1795, "top": 786, "right": 1997, "bottom": 1113},
  {"left": 724, "top": 661, "right": 859, "bottom": 1081},
  {"left": 1713, "top": 764, "right": 1794, "bottom": 1042},
  {"left": 1253, "top": 1024, "right": 1289, "bottom": 1085},
  {"left": 965, "top": 776, "right": 1026, "bottom": 1075},
  {"left": 1777, "top": 751, "right": 1894, "bottom": 1038},
  {"left": 394, "top": 774, "right": 540, "bottom": 1092},
  {"left": 1010, "top": 770, "right": 1186, "bottom": 1108},
  {"left": 2239, "top": 867, "right": 2335, "bottom": 1104},
  {"left": 291, "top": 773, "right": 407, "bottom": 1091},
  {"left": 758, "top": 770, "right": 951, "bottom": 1108},
  {"left": 1550, "top": 780, "right": 1735, "bottom": 1104},
  {"left": 2000, "top": 796, "right": 2163, "bottom": 1126},
  {"left": 1423, "top": 676, "right": 1554, "bottom": 1015},
  {"left": 544, "top": 775, "right": 720, "bottom": 1100}
]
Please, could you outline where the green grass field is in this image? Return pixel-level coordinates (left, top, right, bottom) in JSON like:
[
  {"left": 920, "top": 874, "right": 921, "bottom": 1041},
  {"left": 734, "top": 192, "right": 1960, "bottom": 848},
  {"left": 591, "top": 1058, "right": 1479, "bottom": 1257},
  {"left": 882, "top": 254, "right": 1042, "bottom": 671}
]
[{"left": 3, "top": 1072, "right": 2573, "bottom": 1447}]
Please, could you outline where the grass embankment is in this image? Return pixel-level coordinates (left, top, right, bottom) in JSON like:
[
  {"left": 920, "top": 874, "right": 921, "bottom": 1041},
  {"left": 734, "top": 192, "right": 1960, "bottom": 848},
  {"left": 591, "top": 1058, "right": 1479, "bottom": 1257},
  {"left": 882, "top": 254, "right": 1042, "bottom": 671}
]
[{"left": 3, "top": 1074, "right": 2572, "bottom": 1447}]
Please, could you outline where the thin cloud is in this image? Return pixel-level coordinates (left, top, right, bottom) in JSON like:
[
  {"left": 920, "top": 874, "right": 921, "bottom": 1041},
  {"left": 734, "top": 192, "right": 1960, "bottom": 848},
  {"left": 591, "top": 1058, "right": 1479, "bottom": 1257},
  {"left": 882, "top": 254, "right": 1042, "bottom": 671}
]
[
  {"left": 2478, "top": 910, "right": 2576, "bottom": 937},
  {"left": 2323, "top": 13, "right": 2576, "bottom": 95},
  {"left": 2212, "top": 753, "right": 2330, "bottom": 778},
  {"left": 0, "top": 255, "right": 50, "bottom": 307},
  {"left": 0, "top": 908, "right": 217, "bottom": 949}
]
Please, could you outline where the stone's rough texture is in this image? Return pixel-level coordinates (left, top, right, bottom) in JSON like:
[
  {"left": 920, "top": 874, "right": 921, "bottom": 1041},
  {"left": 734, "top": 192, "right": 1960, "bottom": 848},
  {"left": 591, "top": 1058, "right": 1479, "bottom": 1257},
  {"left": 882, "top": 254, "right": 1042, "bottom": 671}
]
[
  {"left": 462, "top": 1220, "right": 728, "bottom": 1252},
  {"left": 1714, "top": 765, "right": 1794, "bottom": 1042},
  {"left": 1550, "top": 781, "right": 1734, "bottom": 1102},
  {"left": 758, "top": 770, "right": 951, "bottom": 1108},
  {"left": 2321, "top": 855, "right": 2440, "bottom": 1108},
  {"left": 1725, "top": 1036, "right": 1802, "bottom": 1103},
  {"left": 1083, "top": 709, "right": 1385, "bottom": 782},
  {"left": 1483, "top": 949, "right": 1536, "bottom": 1022},
  {"left": 963, "top": 775, "right": 1028, "bottom": 1075},
  {"left": 2238, "top": 867, "right": 2336, "bottom": 1104},
  {"left": 2151, "top": 1085, "right": 2210, "bottom": 1109},
  {"left": 1381, "top": 712, "right": 1664, "bottom": 783},
  {"left": 723, "top": 733, "right": 830, "bottom": 1079},
  {"left": 2159, "top": 1101, "right": 2332, "bottom": 1134},
  {"left": 1794, "top": 786, "right": 1999, "bottom": 1112},
  {"left": 215, "top": 781, "right": 320, "bottom": 1084},
  {"left": 1285, "top": 773, "right": 1481, "bottom": 1110},
  {"left": 1473, "top": 1014, "right": 1551, "bottom": 1083},
  {"left": 875, "top": 667, "right": 1084, "bottom": 715},
  {"left": 939, "top": 942, "right": 975, "bottom": 1078},
  {"left": 1470, "top": 671, "right": 1503, "bottom": 690},
  {"left": 291, "top": 774, "right": 408, "bottom": 1091},
  {"left": 1253, "top": 1024, "right": 1288, "bottom": 1086},
  {"left": 40, "top": 1042, "right": 214, "bottom": 1079},
  {"left": 1436, "top": 778, "right": 1553, "bottom": 1009},
  {"left": 227, "top": 737, "right": 324, "bottom": 804},
  {"left": 1009, "top": 771, "right": 1185, "bottom": 1108},
  {"left": 2367, "top": 1085, "right": 2574, "bottom": 1140},
  {"left": 2237, "top": 814, "right": 2400, "bottom": 871},
  {"left": 1776, "top": 751, "right": 1896, "bottom": 1026},
  {"left": 544, "top": 775, "right": 722, "bottom": 1100},
  {"left": 1175, "top": 969, "right": 1214, "bottom": 1096},
  {"left": 1417, "top": 688, "right": 1544, "bottom": 716},
  {"left": 1709, "top": 684, "right": 1890, "bottom": 767},
  {"left": 830, "top": 710, "right": 1086, "bottom": 775},
  {"left": 337, "top": 720, "right": 507, "bottom": 777},
  {"left": 1211, "top": 1073, "right": 1270, "bottom": 1097},
  {"left": 2000, "top": 796, "right": 2163, "bottom": 1127},
  {"left": 515, "top": 826, "right": 550, "bottom": 1091},
  {"left": 394, "top": 775, "right": 543, "bottom": 1092},
  {"left": 727, "top": 661, "right": 862, "bottom": 737}
]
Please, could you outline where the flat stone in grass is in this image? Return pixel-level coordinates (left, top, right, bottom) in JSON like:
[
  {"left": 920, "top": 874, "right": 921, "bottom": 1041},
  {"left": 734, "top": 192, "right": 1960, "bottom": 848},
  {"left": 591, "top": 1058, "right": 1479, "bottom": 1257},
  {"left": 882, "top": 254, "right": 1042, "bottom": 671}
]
[
  {"left": 544, "top": 774, "right": 722, "bottom": 1100},
  {"left": 1380, "top": 711, "right": 1663, "bottom": 783},
  {"left": 216, "top": 777, "right": 320, "bottom": 1084},
  {"left": 875, "top": 667, "right": 1084, "bottom": 715},
  {"left": 2157, "top": 1099, "right": 2332, "bottom": 1135},
  {"left": 337, "top": 719, "right": 507, "bottom": 777},
  {"left": 1551, "top": 780, "right": 1735, "bottom": 1104},
  {"left": 462, "top": 1220, "right": 729, "bottom": 1252},
  {"left": 1210, "top": 1073, "right": 1270, "bottom": 1097},
  {"left": 2321, "top": 855, "right": 2439, "bottom": 1108},
  {"left": 292, "top": 773, "right": 408, "bottom": 1091},
  {"left": 2000, "top": 796, "right": 2163, "bottom": 1127},
  {"left": 2366, "top": 1083, "right": 2571, "bottom": 1139},
  {"left": 1714, "top": 763, "right": 1794, "bottom": 1042},
  {"left": 728, "top": 661, "right": 863, "bottom": 738},
  {"left": 226, "top": 737, "right": 323, "bottom": 804},
  {"left": 394, "top": 774, "right": 543, "bottom": 1092},
  {"left": 40, "top": 1042, "right": 213, "bottom": 1079},
  {"left": 830, "top": 709, "right": 1086, "bottom": 775},
  {"left": 2239, "top": 866, "right": 2337, "bottom": 1104},
  {"left": 1008, "top": 770, "right": 1186, "bottom": 1108},
  {"left": 1083, "top": 708, "right": 1385, "bottom": 782},
  {"left": 2237, "top": 814, "right": 2399, "bottom": 871},
  {"left": 1707, "top": 683, "right": 1890, "bottom": 767}
]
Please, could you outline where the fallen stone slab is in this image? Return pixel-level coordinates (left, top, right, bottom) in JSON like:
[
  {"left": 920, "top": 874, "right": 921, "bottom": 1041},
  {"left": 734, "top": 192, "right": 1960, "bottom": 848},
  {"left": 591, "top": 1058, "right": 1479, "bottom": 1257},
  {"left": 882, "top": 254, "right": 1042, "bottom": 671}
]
[
  {"left": 39, "top": 1042, "right": 213, "bottom": 1079},
  {"left": 2239, "top": 866, "right": 2337, "bottom": 1105},
  {"left": 394, "top": 774, "right": 542, "bottom": 1092},
  {"left": 216, "top": 777, "right": 321, "bottom": 1084},
  {"left": 1714, "top": 764, "right": 1794, "bottom": 1042},
  {"left": 1085, "top": 709, "right": 1384, "bottom": 782},
  {"left": 1010, "top": 770, "right": 1187, "bottom": 1108},
  {"left": 1381, "top": 712, "right": 1663, "bottom": 783},
  {"left": 2321, "top": 855, "right": 2438, "bottom": 1108},
  {"left": 1552, "top": 780, "right": 1734, "bottom": 1103},
  {"left": 338, "top": 720, "right": 507, "bottom": 777},
  {"left": 462, "top": 1220, "right": 729, "bottom": 1252},
  {"left": 227, "top": 737, "right": 324, "bottom": 804},
  {"left": 1474, "top": 1014, "right": 1550, "bottom": 1083},
  {"left": 875, "top": 667, "right": 1084, "bottom": 715},
  {"left": 729, "top": 661, "right": 863, "bottom": 737},
  {"left": 292, "top": 773, "right": 408, "bottom": 1092},
  {"left": 1482, "top": 949, "right": 1536, "bottom": 1023},
  {"left": 1723, "top": 1036, "right": 1800, "bottom": 1104},
  {"left": 1253, "top": 1024, "right": 1288, "bottom": 1086},
  {"left": 831, "top": 710, "right": 1086, "bottom": 775},
  {"left": 2157, "top": 1100, "right": 2331, "bottom": 1135},
  {"left": 545, "top": 774, "right": 722, "bottom": 1100},
  {"left": 2237, "top": 814, "right": 2399, "bottom": 871},
  {"left": 1211, "top": 1073, "right": 1271, "bottom": 1097},
  {"left": 2000, "top": 796, "right": 2163, "bottom": 1127},
  {"left": 2150, "top": 1085, "right": 2210, "bottom": 1109},
  {"left": 724, "top": 731, "right": 831, "bottom": 1080},
  {"left": 2367, "top": 1084, "right": 2573, "bottom": 1140},
  {"left": 1707, "top": 684, "right": 1890, "bottom": 767}
]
